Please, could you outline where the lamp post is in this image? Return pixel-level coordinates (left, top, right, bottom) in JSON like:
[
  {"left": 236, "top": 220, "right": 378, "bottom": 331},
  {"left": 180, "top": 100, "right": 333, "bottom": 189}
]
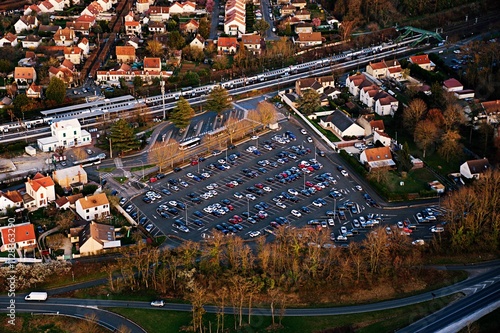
[
  {"left": 140, "top": 160, "right": 144, "bottom": 181},
  {"left": 247, "top": 197, "right": 250, "bottom": 218},
  {"left": 108, "top": 137, "right": 113, "bottom": 158},
  {"left": 185, "top": 200, "right": 188, "bottom": 226},
  {"left": 303, "top": 170, "right": 306, "bottom": 190},
  {"left": 160, "top": 80, "right": 166, "bottom": 120}
]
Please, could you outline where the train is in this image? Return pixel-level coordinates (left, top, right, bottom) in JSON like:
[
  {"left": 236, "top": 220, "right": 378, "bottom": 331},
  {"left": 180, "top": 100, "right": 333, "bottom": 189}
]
[{"left": 0, "top": 35, "right": 422, "bottom": 133}]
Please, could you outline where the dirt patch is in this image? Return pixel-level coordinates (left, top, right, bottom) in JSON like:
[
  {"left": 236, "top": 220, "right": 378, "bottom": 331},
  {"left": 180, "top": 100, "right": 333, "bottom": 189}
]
[{"left": 1, "top": 315, "right": 109, "bottom": 333}]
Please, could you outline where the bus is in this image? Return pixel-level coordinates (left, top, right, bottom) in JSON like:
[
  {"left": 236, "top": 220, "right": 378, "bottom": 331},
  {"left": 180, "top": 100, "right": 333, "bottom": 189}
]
[{"left": 179, "top": 137, "right": 201, "bottom": 150}]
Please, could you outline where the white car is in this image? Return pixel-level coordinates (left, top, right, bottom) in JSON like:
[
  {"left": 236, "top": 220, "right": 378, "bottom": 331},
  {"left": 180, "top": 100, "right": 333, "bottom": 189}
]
[
  {"left": 186, "top": 173, "right": 194, "bottom": 178},
  {"left": 397, "top": 221, "right": 404, "bottom": 229},
  {"left": 288, "top": 188, "right": 298, "bottom": 195},
  {"left": 246, "top": 193, "right": 257, "bottom": 200},
  {"left": 355, "top": 185, "right": 363, "bottom": 191},
  {"left": 168, "top": 201, "right": 178, "bottom": 207},
  {"left": 327, "top": 218, "right": 335, "bottom": 226},
  {"left": 276, "top": 202, "right": 286, "bottom": 209},
  {"left": 234, "top": 192, "right": 244, "bottom": 199},
  {"left": 412, "top": 239, "right": 425, "bottom": 246},
  {"left": 307, "top": 137, "right": 313, "bottom": 143},
  {"left": 151, "top": 300, "right": 164, "bottom": 307},
  {"left": 145, "top": 223, "right": 154, "bottom": 232},
  {"left": 251, "top": 135, "right": 259, "bottom": 140},
  {"left": 312, "top": 200, "right": 323, "bottom": 207},
  {"left": 340, "top": 226, "right": 347, "bottom": 234},
  {"left": 337, "top": 234, "right": 348, "bottom": 241},
  {"left": 201, "top": 172, "right": 211, "bottom": 178},
  {"left": 206, "top": 184, "right": 215, "bottom": 190},
  {"left": 249, "top": 231, "right": 261, "bottom": 238},
  {"left": 203, "top": 207, "right": 213, "bottom": 213},
  {"left": 291, "top": 209, "right": 302, "bottom": 217},
  {"left": 300, "top": 128, "right": 307, "bottom": 135},
  {"left": 246, "top": 146, "right": 257, "bottom": 152},
  {"left": 341, "top": 170, "right": 349, "bottom": 177},
  {"left": 263, "top": 186, "right": 272, "bottom": 192},
  {"left": 430, "top": 226, "right": 444, "bottom": 233}
]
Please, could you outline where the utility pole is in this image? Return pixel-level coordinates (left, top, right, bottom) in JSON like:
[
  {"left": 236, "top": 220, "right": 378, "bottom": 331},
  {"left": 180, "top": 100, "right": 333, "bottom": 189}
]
[
  {"left": 109, "top": 137, "right": 113, "bottom": 158},
  {"left": 161, "top": 80, "right": 166, "bottom": 119}
]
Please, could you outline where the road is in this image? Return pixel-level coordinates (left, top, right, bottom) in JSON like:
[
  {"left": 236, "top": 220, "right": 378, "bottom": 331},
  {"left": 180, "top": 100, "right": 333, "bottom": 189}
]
[{"left": 1, "top": 263, "right": 499, "bottom": 332}]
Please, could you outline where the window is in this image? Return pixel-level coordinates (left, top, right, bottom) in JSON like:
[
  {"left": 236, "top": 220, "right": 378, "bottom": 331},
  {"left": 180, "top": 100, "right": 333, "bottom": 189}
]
[
  {"left": 63, "top": 133, "right": 66, "bottom": 137},
  {"left": 74, "top": 131, "right": 77, "bottom": 135},
  {"left": 95, "top": 207, "right": 98, "bottom": 211},
  {"left": 40, "top": 193, "right": 44, "bottom": 198},
  {"left": 86, "top": 209, "right": 89, "bottom": 213}
]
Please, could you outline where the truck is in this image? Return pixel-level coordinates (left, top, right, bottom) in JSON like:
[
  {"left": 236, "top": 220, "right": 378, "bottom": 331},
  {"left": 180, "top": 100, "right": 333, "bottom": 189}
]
[{"left": 25, "top": 292, "right": 48, "bottom": 301}]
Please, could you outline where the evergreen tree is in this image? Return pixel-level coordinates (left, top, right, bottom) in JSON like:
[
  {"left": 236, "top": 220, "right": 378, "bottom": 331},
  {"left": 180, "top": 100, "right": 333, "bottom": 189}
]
[
  {"left": 109, "top": 119, "right": 140, "bottom": 155},
  {"left": 170, "top": 97, "right": 194, "bottom": 130},
  {"left": 45, "top": 77, "right": 66, "bottom": 104},
  {"left": 205, "top": 86, "right": 231, "bottom": 115},
  {"left": 296, "top": 89, "right": 321, "bottom": 115}
]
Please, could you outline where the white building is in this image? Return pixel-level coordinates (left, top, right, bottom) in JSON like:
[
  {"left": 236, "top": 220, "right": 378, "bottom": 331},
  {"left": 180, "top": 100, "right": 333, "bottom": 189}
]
[
  {"left": 0, "top": 223, "right": 37, "bottom": 252},
  {"left": 460, "top": 158, "right": 490, "bottom": 179},
  {"left": 319, "top": 110, "right": 365, "bottom": 139},
  {"left": 78, "top": 221, "right": 120, "bottom": 254},
  {"left": 37, "top": 119, "right": 91, "bottom": 152},
  {"left": 75, "top": 193, "right": 110, "bottom": 221},
  {"left": 52, "top": 165, "right": 88, "bottom": 189},
  {"left": 24, "top": 173, "right": 56, "bottom": 209},
  {"left": 0, "top": 190, "right": 23, "bottom": 214}
]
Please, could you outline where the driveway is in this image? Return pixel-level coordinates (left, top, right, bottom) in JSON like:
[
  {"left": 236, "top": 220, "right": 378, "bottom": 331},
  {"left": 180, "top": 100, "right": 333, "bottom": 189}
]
[{"left": 209, "top": 0, "right": 221, "bottom": 39}]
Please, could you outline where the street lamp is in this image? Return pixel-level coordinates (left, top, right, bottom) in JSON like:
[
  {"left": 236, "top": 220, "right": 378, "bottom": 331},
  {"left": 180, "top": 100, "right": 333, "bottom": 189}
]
[
  {"left": 140, "top": 160, "right": 144, "bottom": 181},
  {"left": 184, "top": 200, "right": 188, "bottom": 226},
  {"left": 247, "top": 197, "right": 250, "bottom": 218},
  {"left": 303, "top": 170, "right": 306, "bottom": 190}
]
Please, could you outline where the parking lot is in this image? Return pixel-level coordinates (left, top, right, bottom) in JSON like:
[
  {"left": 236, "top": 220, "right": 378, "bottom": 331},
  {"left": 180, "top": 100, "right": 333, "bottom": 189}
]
[{"left": 122, "top": 125, "right": 445, "bottom": 247}]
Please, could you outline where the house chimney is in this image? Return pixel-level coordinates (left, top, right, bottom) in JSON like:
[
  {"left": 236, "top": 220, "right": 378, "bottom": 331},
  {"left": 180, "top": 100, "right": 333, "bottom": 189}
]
[{"left": 85, "top": 196, "right": 88, "bottom": 201}]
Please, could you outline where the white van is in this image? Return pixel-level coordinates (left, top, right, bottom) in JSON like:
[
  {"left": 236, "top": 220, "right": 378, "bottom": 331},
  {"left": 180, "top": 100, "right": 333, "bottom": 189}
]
[{"left": 25, "top": 292, "right": 48, "bottom": 301}]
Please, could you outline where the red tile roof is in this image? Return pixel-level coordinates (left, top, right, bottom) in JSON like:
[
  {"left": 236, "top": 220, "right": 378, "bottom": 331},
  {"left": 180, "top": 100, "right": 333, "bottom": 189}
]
[
  {"left": 1, "top": 224, "right": 36, "bottom": 244},
  {"left": 410, "top": 54, "right": 430, "bottom": 65}
]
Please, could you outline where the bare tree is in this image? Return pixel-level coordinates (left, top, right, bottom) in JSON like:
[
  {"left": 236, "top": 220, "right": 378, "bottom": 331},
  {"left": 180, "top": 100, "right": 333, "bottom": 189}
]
[
  {"left": 367, "top": 166, "right": 390, "bottom": 184},
  {"left": 256, "top": 100, "right": 278, "bottom": 127},
  {"left": 147, "top": 138, "right": 179, "bottom": 171},
  {"left": 443, "top": 103, "right": 466, "bottom": 131},
  {"left": 414, "top": 120, "right": 440, "bottom": 158},
  {"left": 55, "top": 209, "right": 75, "bottom": 232},
  {"left": 340, "top": 20, "right": 357, "bottom": 41},
  {"left": 438, "top": 130, "right": 462, "bottom": 162},
  {"left": 224, "top": 116, "right": 245, "bottom": 144},
  {"left": 403, "top": 98, "right": 427, "bottom": 133},
  {"left": 73, "top": 147, "right": 87, "bottom": 162}
]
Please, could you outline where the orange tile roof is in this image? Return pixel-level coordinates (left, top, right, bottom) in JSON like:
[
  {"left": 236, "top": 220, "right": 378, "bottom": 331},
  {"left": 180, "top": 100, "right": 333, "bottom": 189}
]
[
  {"left": 14, "top": 67, "right": 35, "bottom": 79},
  {"left": 242, "top": 34, "right": 260, "bottom": 44},
  {"left": 410, "top": 54, "right": 430, "bottom": 65},
  {"left": 3, "top": 32, "right": 17, "bottom": 42},
  {"left": 1, "top": 224, "right": 36, "bottom": 244},
  {"left": 116, "top": 45, "right": 136, "bottom": 56},
  {"left": 28, "top": 173, "right": 55, "bottom": 191},
  {"left": 368, "top": 60, "right": 387, "bottom": 70},
  {"left": 77, "top": 193, "right": 109, "bottom": 209},
  {"left": 143, "top": 57, "right": 160, "bottom": 69},
  {"left": 363, "top": 146, "right": 392, "bottom": 162},
  {"left": 1, "top": 190, "right": 23, "bottom": 203},
  {"left": 481, "top": 100, "right": 500, "bottom": 114},
  {"left": 298, "top": 32, "right": 322, "bottom": 42},
  {"left": 370, "top": 120, "right": 385, "bottom": 131},
  {"left": 218, "top": 37, "right": 238, "bottom": 47}
]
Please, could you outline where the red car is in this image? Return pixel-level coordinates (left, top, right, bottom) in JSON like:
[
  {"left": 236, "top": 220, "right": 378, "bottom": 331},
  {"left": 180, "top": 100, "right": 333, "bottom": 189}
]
[
  {"left": 270, "top": 221, "right": 280, "bottom": 228},
  {"left": 190, "top": 160, "right": 199, "bottom": 166},
  {"left": 255, "top": 183, "right": 264, "bottom": 189},
  {"left": 233, "top": 215, "right": 243, "bottom": 222},
  {"left": 227, "top": 204, "right": 234, "bottom": 211},
  {"left": 228, "top": 218, "right": 238, "bottom": 224},
  {"left": 226, "top": 183, "right": 235, "bottom": 188},
  {"left": 305, "top": 181, "right": 314, "bottom": 187},
  {"left": 314, "top": 185, "right": 322, "bottom": 191}
]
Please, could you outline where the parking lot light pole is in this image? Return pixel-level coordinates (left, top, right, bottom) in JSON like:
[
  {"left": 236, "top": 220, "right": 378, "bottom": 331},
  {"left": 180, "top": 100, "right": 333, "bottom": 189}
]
[
  {"left": 303, "top": 171, "right": 306, "bottom": 190},
  {"left": 140, "top": 161, "right": 144, "bottom": 181},
  {"left": 185, "top": 200, "right": 188, "bottom": 226},
  {"left": 247, "top": 197, "right": 250, "bottom": 217}
]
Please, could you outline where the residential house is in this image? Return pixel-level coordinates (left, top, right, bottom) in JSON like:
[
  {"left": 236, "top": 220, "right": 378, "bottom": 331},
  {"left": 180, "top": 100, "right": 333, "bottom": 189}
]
[
  {"left": 443, "top": 78, "right": 463, "bottom": 92},
  {"left": 81, "top": 2, "right": 102, "bottom": 17},
  {"left": 281, "top": 4, "right": 295, "bottom": 15},
  {"left": 224, "top": 0, "right": 246, "bottom": 37},
  {"left": 136, "top": 0, "right": 151, "bottom": 13},
  {"left": 291, "top": 0, "right": 307, "bottom": 9},
  {"left": 241, "top": 34, "right": 261, "bottom": 55},
  {"left": 429, "top": 180, "right": 445, "bottom": 194},
  {"left": 124, "top": 11, "right": 135, "bottom": 22},
  {"left": 37, "top": 119, "right": 91, "bottom": 152},
  {"left": 97, "top": 0, "right": 112, "bottom": 11},
  {"left": 21, "top": 35, "right": 42, "bottom": 49},
  {"left": 75, "top": 193, "right": 110, "bottom": 221},
  {"left": 126, "top": 36, "right": 141, "bottom": 49},
  {"left": 320, "top": 86, "right": 341, "bottom": 104},
  {"left": 48, "top": 65, "right": 74, "bottom": 87},
  {"left": 190, "top": 34, "right": 205, "bottom": 50},
  {"left": 39, "top": 0, "right": 55, "bottom": 13},
  {"left": 148, "top": 21, "right": 166, "bottom": 33},
  {"left": 480, "top": 100, "right": 500, "bottom": 125},
  {"left": 454, "top": 89, "right": 475, "bottom": 100},
  {"left": 366, "top": 60, "right": 388, "bottom": 79},
  {"left": 149, "top": 6, "right": 170, "bottom": 22},
  {"left": 64, "top": 46, "right": 83, "bottom": 65},
  {"left": 460, "top": 158, "right": 490, "bottom": 179},
  {"left": 295, "top": 23, "right": 314, "bottom": 34},
  {"left": 66, "top": 14, "right": 96, "bottom": 34},
  {"left": 115, "top": 45, "right": 136, "bottom": 63},
  {"left": 180, "top": 19, "right": 199, "bottom": 34},
  {"left": 14, "top": 67, "right": 36, "bottom": 88},
  {"left": 359, "top": 84, "right": 380, "bottom": 108},
  {"left": 54, "top": 27, "right": 75, "bottom": 46},
  {"left": 0, "top": 97, "right": 12, "bottom": 108},
  {"left": 26, "top": 83, "right": 42, "bottom": 99},
  {"left": 295, "top": 77, "right": 323, "bottom": 96},
  {"left": 78, "top": 37, "right": 90, "bottom": 55},
  {"left": 295, "top": 9, "right": 311, "bottom": 21},
  {"left": 346, "top": 73, "right": 372, "bottom": 97},
  {"left": 0, "top": 223, "right": 37, "bottom": 252},
  {"left": 385, "top": 59, "right": 402, "bottom": 80},
  {"left": 360, "top": 147, "right": 395, "bottom": 170},
  {"left": 125, "top": 21, "right": 141, "bottom": 35},
  {"left": 409, "top": 54, "right": 433, "bottom": 71},
  {"left": 170, "top": 1, "right": 196, "bottom": 14},
  {"left": 78, "top": 221, "right": 120, "bottom": 254},
  {"left": 217, "top": 37, "right": 238, "bottom": 54},
  {"left": 319, "top": 110, "right": 365, "bottom": 139},
  {"left": 96, "top": 62, "right": 171, "bottom": 84},
  {"left": 369, "top": 119, "right": 385, "bottom": 133},
  {"left": 24, "top": 4, "right": 42, "bottom": 16},
  {"left": 373, "top": 130, "right": 392, "bottom": 147},
  {"left": 374, "top": 91, "right": 398, "bottom": 116},
  {"left": 15, "top": 15, "right": 39, "bottom": 34},
  {"left": 143, "top": 57, "right": 161, "bottom": 72},
  {"left": 295, "top": 32, "right": 322, "bottom": 48},
  {"left": 55, "top": 193, "right": 83, "bottom": 209},
  {"left": 0, "top": 33, "right": 18, "bottom": 47},
  {"left": 0, "top": 190, "right": 23, "bottom": 214},
  {"left": 49, "top": 0, "right": 65, "bottom": 11},
  {"left": 52, "top": 165, "right": 87, "bottom": 190},
  {"left": 38, "top": 24, "right": 60, "bottom": 35},
  {"left": 24, "top": 172, "right": 56, "bottom": 209}
]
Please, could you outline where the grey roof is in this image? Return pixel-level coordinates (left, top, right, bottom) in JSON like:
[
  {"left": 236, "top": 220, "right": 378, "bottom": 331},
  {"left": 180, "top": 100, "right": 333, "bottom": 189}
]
[{"left": 324, "top": 110, "right": 355, "bottom": 131}]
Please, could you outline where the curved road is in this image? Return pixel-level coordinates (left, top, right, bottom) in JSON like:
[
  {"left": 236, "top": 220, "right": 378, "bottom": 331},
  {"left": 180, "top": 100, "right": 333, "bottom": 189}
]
[{"left": 1, "top": 263, "right": 499, "bottom": 332}]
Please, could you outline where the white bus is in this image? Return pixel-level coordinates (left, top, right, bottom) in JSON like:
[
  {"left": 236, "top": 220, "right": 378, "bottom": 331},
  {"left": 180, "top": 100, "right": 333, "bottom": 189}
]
[{"left": 179, "top": 137, "right": 201, "bottom": 150}]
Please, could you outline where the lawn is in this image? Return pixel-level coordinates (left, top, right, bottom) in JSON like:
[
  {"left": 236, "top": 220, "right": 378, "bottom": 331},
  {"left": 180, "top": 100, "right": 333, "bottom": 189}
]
[
  {"left": 130, "top": 164, "right": 155, "bottom": 172},
  {"left": 370, "top": 168, "right": 438, "bottom": 201},
  {"left": 109, "top": 294, "right": 459, "bottom": 333},
  {"left": 113, "top": 176, "right": 128, "bottom": 184},
  {"left": 307, "top": 118, "right": 341, "bottom": 142},
  {"left": 97, "top": 166, "right": 116, "bottom": 172}
]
